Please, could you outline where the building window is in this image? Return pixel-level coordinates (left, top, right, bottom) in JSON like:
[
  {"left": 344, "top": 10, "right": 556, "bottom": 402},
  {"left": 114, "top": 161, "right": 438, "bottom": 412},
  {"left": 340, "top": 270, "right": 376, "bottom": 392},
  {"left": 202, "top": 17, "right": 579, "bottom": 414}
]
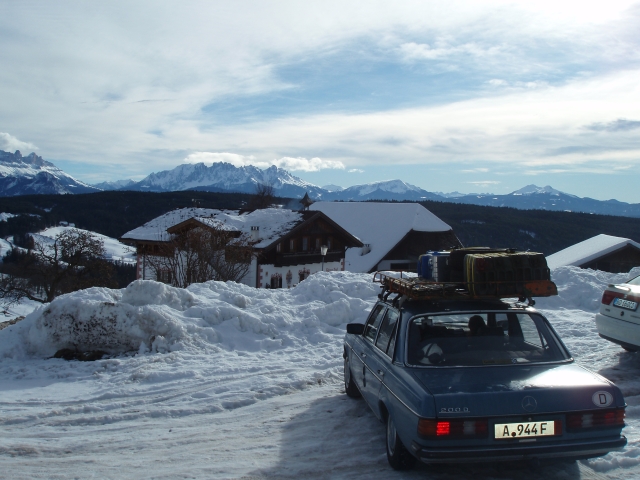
[
  {"left": 277, "top": 242, "right": 281, "bottom": 253},
  {"left": 289, "top": 239, "right": 296, "bottom": 252},
  {"left": 156, "top": 269, "right": 172, "bottom": 284},
  {"left": 315, "top": 238, "right": 320, "bottom": 250},
  {"left": 270, "top": 273, "right": 282, "bottom": 289},
  {"left": 302, "top": 237, "right": 308, "bottom": 251},
  {"left": 299, "top": 268, "right": 310, "bottom": 282}
]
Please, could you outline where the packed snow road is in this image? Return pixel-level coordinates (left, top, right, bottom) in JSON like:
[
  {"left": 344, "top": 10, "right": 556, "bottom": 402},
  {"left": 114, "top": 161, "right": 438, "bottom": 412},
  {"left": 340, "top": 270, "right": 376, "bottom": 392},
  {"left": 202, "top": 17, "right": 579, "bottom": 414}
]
[{"left": 1, "top": 269, "right": 640, "bottom": 479}]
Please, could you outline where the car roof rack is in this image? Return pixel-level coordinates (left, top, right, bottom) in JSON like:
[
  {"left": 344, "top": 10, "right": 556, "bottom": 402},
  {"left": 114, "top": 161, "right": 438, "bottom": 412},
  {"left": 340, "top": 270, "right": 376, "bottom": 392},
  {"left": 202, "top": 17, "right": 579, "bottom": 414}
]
[{"left": 373, "top": 272, "right": 557, "bottom": 306}]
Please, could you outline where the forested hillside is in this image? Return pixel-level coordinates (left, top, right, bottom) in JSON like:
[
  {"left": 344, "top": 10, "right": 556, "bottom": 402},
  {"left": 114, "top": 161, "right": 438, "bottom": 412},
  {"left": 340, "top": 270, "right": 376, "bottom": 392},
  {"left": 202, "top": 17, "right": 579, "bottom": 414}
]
[
  {"left": 422, "top": 201, "right": 640, "bottom": 255},
  {"left": 0, "top": 192, "right": 639, "bottom": 256},
  {"left": 0, "top": 191, "right": 253, "bottom": 240}
]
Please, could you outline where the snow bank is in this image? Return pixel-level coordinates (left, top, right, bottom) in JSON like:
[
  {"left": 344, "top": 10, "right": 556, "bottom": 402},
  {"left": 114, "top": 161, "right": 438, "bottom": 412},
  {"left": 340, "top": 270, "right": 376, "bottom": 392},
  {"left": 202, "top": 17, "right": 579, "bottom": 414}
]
[
  {"left": 3, "top": 265, "right": 638, "bottom": 360},
  {"left": 0, "top": 272, "right": 378, "bottom": 359},
  {"left": 537, "top": 266, "right": 640, "bottom": 312},
  {"left": 3, "top": 267, "right": 640, "bottom": 478}
]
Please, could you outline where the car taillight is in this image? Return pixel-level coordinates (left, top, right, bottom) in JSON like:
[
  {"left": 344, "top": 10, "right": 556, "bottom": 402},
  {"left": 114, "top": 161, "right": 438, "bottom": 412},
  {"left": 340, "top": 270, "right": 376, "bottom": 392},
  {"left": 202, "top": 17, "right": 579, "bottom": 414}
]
[
  {"left": 566, "top": 408, "right": 625, "bottom": 431},
  {"left": 418, "top": 418, "right": 488, "bottom": 438},
  {"left": 601, "top": 290, "right": 624, "bottom": 305}
]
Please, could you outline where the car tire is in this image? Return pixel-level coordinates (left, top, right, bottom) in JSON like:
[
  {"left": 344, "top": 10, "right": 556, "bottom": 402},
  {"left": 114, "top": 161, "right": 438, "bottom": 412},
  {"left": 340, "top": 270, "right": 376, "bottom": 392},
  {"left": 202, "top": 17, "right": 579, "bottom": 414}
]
[
  {"left": 386, "top": 414, "right": 416, "bottom": 470},
  {"left": 344, "top": 356, "right": 361, "bottom": 398}
]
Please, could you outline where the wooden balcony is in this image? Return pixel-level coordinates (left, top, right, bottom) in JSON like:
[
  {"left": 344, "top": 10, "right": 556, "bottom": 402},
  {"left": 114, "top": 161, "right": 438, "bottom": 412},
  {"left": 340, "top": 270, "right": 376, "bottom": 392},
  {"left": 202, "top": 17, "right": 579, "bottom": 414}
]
[{"left": 274, "top": 251, "right": 343, "bottom": 267}]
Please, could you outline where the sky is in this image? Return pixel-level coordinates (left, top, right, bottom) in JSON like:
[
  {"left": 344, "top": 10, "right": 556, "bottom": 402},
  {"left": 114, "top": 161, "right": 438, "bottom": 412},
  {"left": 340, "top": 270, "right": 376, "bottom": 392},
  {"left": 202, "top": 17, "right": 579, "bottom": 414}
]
[{"left": 1, "top": 1, "right": 640, "bottom": 201}]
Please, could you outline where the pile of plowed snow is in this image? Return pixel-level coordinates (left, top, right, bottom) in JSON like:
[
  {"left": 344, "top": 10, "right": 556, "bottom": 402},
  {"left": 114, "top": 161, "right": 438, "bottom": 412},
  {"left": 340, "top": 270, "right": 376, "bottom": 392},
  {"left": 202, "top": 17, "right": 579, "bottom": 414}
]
[
  {"left": 2, "top": 267, "right": 640, "bottom": 478},
  {"left": 0, "top": 271, "right": 380, "bottom": 359}
]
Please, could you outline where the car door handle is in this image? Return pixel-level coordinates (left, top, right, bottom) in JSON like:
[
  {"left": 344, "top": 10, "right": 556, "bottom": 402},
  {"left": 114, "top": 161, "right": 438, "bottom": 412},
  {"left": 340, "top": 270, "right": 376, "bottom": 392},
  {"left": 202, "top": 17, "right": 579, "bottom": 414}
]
[
  {"left": 378, "top": 370, "right": 384, "bottom": 377},
  {"left": 360, "top": 352, "right": 367, "bottom": 358}
]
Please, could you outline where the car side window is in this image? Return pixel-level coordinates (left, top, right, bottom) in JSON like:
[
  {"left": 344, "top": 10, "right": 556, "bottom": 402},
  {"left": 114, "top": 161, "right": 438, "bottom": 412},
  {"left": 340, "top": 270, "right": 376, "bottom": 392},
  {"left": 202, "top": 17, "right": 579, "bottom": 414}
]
[
  {"left": 376, "top": 309, "right": 399, "bottom": 356},
  {"left": 519, "top": 314, "right": 546, "bottom": 348},
  {"left": 364, "top": 305, "right": 386, "bottom": 342},
  {"left": 386, "top": 325, "right": 398, "bottom": 360}
]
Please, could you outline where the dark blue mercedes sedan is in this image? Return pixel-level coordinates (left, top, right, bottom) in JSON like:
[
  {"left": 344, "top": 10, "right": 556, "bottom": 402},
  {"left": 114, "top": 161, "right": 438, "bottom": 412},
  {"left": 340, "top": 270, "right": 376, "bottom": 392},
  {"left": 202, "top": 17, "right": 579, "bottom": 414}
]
[{"left": 343, "top": 277, "right": 627, "bottom": 470}]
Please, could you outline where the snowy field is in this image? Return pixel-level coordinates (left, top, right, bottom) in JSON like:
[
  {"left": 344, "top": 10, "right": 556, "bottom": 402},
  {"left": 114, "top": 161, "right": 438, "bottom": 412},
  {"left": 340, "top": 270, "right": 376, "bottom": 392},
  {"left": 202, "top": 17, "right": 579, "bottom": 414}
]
[
  {"left": 35, "top": 226, "right": 137, "bottom": 265},
  {"left": 2, "top": 267, "right": 640, "bottom": 479}
]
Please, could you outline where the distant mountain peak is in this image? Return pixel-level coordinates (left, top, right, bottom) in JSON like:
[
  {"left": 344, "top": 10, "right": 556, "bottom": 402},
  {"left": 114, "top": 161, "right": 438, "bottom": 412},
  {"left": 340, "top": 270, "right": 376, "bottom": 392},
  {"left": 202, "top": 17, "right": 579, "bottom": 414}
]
[
  {"left": 92, "top": 179, "right": 137, "bottom": 191},
  {"left": 129, "top": 161, "right": 325, "bottom": 199},
  {"left": 322, "top": 184, "right": 344, "bottom": 192},
  {"left": 511, "top": 184, "right": 568, "bottom": 196},
  {"left": 0, "top": 149, "right": 99, "bottom": 196}
]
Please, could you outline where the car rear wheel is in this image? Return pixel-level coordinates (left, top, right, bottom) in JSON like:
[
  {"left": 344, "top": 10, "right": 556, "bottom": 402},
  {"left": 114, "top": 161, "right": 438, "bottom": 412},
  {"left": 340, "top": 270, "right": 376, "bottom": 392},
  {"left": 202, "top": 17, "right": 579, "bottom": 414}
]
[
  {"left": 344, "top": 356, "right": 361, "bottom": 398},
  {"left": 386, "top": 414, "right": 416, "bottom": 470}
]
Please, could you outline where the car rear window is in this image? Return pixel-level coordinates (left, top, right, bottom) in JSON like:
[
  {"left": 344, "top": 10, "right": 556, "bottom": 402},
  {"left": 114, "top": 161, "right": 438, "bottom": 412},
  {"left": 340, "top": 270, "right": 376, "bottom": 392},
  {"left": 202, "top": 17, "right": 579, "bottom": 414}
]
[{"left": 406, "top": 311, "right": 569, "bottom": 367}]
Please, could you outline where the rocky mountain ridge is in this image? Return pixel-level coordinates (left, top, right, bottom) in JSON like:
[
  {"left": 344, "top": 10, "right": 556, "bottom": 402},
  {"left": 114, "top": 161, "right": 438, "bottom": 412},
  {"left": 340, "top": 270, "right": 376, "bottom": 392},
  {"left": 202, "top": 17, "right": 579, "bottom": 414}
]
[
  {"left": 0, "top": 150, "right": 98, "bottom": 196},
  {"left": 1, "top": 150, "right": 639, "bottom": 218}
]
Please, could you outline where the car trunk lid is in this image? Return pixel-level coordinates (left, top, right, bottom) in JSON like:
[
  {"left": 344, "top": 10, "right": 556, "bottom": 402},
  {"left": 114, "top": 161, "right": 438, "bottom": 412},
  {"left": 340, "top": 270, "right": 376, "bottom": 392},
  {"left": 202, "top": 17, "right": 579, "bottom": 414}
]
[{"left": 410, "top": 363, "right": 622, "bottom": 418}]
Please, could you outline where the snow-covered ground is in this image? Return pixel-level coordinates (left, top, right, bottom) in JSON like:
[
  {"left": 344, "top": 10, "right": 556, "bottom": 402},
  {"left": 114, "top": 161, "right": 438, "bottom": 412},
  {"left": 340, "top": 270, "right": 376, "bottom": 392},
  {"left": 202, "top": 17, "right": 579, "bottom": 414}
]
[
  {"left": 2, "top": 267, "right": 640, "bottom": 479},
  {"left": 35, "top": 226, "right": 137, "bottom": 265}
]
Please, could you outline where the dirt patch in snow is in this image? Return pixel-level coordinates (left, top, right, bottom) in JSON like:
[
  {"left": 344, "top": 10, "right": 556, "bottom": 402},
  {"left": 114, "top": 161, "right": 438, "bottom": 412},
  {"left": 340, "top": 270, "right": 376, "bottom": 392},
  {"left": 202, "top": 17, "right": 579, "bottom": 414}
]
[{"left": 0, "top": 316, "right": 25, "bottom": 331}]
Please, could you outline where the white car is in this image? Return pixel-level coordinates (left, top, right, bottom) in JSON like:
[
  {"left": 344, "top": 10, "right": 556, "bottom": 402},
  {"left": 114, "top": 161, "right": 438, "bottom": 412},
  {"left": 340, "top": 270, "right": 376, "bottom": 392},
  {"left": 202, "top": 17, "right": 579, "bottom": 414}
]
[{"left": 595, "top": 274, "right": 640, "bottom": 352}]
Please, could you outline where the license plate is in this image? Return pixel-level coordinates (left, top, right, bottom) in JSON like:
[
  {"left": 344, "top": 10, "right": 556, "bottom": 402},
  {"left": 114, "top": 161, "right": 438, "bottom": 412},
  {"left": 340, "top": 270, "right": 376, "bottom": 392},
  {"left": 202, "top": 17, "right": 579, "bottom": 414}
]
[
  {"left": 613, "top": 298, "right": 638, "bottom": 311},
  {"left": 494, "top": 421, "right": 556, "bottom": 439}
]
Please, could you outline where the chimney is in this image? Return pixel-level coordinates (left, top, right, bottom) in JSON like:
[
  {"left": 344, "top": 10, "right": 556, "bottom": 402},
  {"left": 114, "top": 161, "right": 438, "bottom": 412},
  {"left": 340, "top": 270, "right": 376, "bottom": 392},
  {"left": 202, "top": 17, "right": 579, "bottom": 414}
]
[
  {"left": 251, "top": 226, "right": 260, "bottom": 242},
  {"left": 361, "top": 244, "right": 371, "bottom": 255}
]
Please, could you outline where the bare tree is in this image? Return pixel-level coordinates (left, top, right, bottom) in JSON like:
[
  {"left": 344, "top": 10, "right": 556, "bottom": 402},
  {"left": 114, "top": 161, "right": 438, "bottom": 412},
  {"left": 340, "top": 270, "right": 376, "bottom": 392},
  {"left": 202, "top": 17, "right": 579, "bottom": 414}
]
[
  {"left": 146, "top": 225, "right": 253, "bottom": 288},
  {"left": 247, "top": 183, "right": 275, "bottom": 210},
  {"left": 0, "top": 229, "right": 117, "bottom": 303}
]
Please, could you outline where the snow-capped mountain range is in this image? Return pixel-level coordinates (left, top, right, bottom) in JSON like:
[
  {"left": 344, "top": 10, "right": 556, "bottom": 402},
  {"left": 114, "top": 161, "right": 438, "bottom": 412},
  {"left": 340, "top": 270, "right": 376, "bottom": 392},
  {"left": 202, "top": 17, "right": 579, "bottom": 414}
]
[
  {"left": 127, "top": 162, "right": 327, "bottom": 199},
  {"left": 0, "top": 150, "right": 98, "bottom": 196},
  {"left": 1, "top": 149, "right": 640, "bottom": 217}
]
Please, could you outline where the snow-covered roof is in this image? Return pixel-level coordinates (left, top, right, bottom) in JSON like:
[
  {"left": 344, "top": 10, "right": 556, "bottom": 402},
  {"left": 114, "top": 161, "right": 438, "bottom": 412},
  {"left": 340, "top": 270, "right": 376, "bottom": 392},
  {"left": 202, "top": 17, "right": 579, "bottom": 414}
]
[
  {"left": 547, "top": 234, "right": 640, "bottom": 270},
  {"left": 121, "top": 208, "right": 304, "bottom": 249},
  {"left": 310, "top": 202, "right": 452, "bottom": 272}
]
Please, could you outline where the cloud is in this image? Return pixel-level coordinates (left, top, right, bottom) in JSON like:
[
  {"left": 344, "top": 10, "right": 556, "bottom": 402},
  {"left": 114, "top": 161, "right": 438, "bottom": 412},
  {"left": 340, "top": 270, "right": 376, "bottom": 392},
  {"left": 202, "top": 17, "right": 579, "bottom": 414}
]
[
  {"left": 585, "top": 119, "right": 640, "bottom": 132},
  {"left": 397, "top": 41, "right": 503, "bottom": 63},
  {"left": 467, "top": 181, "right": 500, "bottom": 185},
  {"left": 271, "top": 157, "right": 345, "bottom": 172},
  {"left": 184, "top": 152, "right": 344, "bottom": 172},
  {"left": 486, "top": 79, "right": 548, "bottom": 89},
  {"left": 184, "top": 152, "right": 261, "bottom": 168},
  {"left": 0, "top": 132, "right": 38, "bottom": 153},
  {"left": 462, "top": 168, "right": 490, "bottom": 173},
  {"left": 349, "top": 169, "right": 365, "bottom": 173},
  {"left": 2, "top": 0, "right": 640, "bottom": 186}
]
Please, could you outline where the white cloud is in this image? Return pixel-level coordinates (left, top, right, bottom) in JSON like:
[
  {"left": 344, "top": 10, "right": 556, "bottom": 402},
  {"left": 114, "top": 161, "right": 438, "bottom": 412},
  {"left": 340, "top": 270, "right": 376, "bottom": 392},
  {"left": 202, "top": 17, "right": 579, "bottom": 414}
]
[
  {"left": 184, "top": 152, "right": 344, "bottom": 172},
  {"left": 467, "top": 181, "right": 501, "bottom": 185},
  {"left": 1, "top": 0, "right": 639, "bottom": 183},
  {"left": 0, "top": 133, "right": 38, "bottom": 153},
  {"left": 272, "top": 157, "right": 345, "bottom": 172},
  {"left": 184, "top": 152, "right": 263, "bottom": 168},
  {"left": 349, "top": 169, "right": 365, "bottom": 173},
  {"left": 398, "top": 41, "right": 503, "bottom": 62},
  {"left": 167, "top": 68, "right": 640, "bottom": 175}
]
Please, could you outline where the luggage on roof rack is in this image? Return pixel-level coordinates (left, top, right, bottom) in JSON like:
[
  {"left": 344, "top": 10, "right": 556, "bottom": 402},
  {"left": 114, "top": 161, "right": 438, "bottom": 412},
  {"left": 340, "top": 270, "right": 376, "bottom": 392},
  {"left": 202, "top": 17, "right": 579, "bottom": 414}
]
[
  {"left": 378, "top": 248, "right": 557, "bottom": 304},
  {"left": 465, "top": 251, "right": 550, "bottom": 296},
  {"left": 448, "top": 247, "right": 513, "bottom": 282},
  {"left": 417, "top": 251, "right": 450, "bottom": 281},
  {"left": 374, "top": 272, "right": 557, "bottom": 304}
]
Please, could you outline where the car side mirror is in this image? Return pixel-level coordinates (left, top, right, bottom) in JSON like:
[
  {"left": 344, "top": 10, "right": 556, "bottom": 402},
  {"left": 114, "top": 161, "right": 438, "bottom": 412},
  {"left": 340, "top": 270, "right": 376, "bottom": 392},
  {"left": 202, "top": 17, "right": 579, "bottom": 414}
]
[{"left": 346, "top": 323, "right": 365, "bottom": 335}]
